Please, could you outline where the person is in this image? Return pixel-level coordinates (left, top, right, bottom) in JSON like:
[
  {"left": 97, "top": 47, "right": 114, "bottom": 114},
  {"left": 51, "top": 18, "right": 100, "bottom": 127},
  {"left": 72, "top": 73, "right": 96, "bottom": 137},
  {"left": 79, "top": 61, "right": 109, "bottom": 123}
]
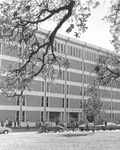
[
  {"left": 5, "top": 119, "right": 8, "bottom": 127},
  {"left": 80, "top": 118, "right": 84, "bottom": 125},
  {"left": 71, "top": 121, "right": 76, "bottom": 132},
  {"left": 64, "top": 121, "right": 68, "bottom": 132},
  {"left": 75, "top": 120, "right": 79, "bottom": 131},
  {"left": 86, "top": 120, "right": 89, "bottom": 131},
  {"left": 105, "top": 120, "right": 107, "bottom": 130},
  {"left": 36, "top": 120, "right": 39, "bottom": 130},
  {"left": 17, "top": 121, "right": 19, "bottom": 127},
  {"left": 38, "top": 121, "right": 45, "bottom": 133},
  {"left": 26, "top": 120, "right": 30, "bottom": 130},
  {"left": 14, "top": 120, "right": 16, "bottom": 128},
  {"left": 1, "top": 120, "right": 4, "bottom": 127}
]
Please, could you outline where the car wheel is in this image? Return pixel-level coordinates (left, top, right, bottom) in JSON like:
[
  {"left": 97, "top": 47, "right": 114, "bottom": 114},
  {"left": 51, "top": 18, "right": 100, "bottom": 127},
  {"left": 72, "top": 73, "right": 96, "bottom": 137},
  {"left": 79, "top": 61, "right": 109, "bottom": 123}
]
[
  {"left": 45, "top": 129, "right": 49, "bottom": 133},
  {"left": 3, "top": 130, "right": 9, "bottom": 134},
  {"left": 59, "top": 128, "right": 63, "bottom": 132}
]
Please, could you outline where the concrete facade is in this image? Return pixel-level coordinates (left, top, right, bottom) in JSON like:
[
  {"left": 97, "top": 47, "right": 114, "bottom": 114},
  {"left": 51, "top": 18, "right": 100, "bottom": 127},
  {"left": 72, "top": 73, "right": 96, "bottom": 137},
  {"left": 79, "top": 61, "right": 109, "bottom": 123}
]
[{"left": 0, "top": 28, "right": 120, "bottom": 126}]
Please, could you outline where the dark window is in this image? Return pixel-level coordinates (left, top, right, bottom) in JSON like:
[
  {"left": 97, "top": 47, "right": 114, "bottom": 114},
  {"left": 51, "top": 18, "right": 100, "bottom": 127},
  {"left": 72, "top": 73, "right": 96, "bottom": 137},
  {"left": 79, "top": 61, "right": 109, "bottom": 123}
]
[
  {"left": 80, "top": 99, "right": 82, "bottom": 108},
  {"left": 16, "top": 111, "right": 19, "bottom": 122},
  {"left": 46, "top": 97, "right": 49, "bottom": 107},
  {"left": 63, "top": 85, "right": 64, "bottom": 94},
  {"left": 66, "top": 98, "right": 69, "bottom": 108},
  {"left": 22, "top": 111, "right": 25, "bottom": 122},
  {"left": 41, "top": 112, "right": 43, "bottom": 122},
  {"left": 41, "top": 96, "right": 44, "bottom": 106},
  {"left": 22, "top": 96, "right": 26, "bottom": 106},
  {"left": 16, "top": 97, "right": 19, "bottom": 105},
  {"left": 62, "top": 98, "right": 64, "bottom": 108}
]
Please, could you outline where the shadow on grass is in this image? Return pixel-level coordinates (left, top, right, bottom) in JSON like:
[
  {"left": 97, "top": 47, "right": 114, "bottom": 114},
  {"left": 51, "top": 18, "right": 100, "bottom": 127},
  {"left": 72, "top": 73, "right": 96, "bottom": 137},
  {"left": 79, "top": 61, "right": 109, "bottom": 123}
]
[{"left": 62, "top": 132, "right": 94, "bottom": 137}]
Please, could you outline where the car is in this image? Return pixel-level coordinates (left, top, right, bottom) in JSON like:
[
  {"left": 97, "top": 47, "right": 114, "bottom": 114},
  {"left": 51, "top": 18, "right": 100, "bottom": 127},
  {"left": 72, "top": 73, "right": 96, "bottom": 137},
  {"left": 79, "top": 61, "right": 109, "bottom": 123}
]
[
  {"left": 0, "top": 126, "right": 12, "bottom": 134},
  {"left": 100, "top": 122, "right": 120, "bottom": 131},
  {"left": 38, "top": 122, "right": 64, "bottom": 133},
  {"left": 79, "top": 123, "right": 101, "bottom": 131}
]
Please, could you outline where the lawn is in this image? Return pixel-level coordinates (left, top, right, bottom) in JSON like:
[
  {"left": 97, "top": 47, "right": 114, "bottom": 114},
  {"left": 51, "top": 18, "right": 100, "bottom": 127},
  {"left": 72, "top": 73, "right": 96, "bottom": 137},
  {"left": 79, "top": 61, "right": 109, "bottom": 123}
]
[{"left": 0, "top": 130, "right": 120, "bottom": 150}]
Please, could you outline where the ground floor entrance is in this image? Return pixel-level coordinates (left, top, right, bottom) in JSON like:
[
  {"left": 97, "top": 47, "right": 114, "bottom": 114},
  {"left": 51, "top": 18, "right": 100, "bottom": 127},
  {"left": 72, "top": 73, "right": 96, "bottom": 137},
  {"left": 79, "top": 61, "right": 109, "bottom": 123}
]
[{"left": 49, "top": 112, "right": 60, "bottom": 123}]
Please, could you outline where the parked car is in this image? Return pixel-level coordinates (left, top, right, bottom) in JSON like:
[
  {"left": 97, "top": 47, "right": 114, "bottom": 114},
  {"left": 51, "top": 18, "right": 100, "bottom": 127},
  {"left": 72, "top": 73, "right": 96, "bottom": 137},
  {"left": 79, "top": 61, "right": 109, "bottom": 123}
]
[
  {"left": 100, "top": 122, "right": 120, "bottom": 131},
  {"left": 79, "top": 123, "right": 101, "bottom": 131},
  {"left": 38, "top": 122, "right": 64, "bottom": 133},
  {"left": 0, "top": 126, "right": 12, "bottom": 134}
]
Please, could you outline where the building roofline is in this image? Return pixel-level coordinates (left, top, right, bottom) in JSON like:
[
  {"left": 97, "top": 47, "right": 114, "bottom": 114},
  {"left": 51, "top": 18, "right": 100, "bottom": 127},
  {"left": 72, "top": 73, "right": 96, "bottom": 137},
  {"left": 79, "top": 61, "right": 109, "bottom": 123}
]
[{"left": 37, "top": 27, "right": 114, "bottom": 54}]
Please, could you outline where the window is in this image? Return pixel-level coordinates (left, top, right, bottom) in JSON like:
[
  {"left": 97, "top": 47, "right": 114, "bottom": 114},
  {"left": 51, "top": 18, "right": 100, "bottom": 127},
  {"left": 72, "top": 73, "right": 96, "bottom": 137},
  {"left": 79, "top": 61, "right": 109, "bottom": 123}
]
[
  {"left": 67, "top": 72, "right": 69, "bottom": 80},
  {"left": 68, "top": 46, "right": 71, "bottom": 55},
  {"left": 80, "top": 99, "right": 82, "bottom": 108},
  {"left": 80, "top": 87, "right": 82, "bottom": 96},
  {"left": 83, "top": 100, "right": 86, "bottom": 108},
  {"left": 16, "top": 111, "right": 19, "bottom": 122},
  {"left": 76, "top": 48, "right": 78, "bottom": 57},
  {"left": 41, "top": 81, "right": 44, "bottom": 92},
  {"left": 41, "top": 96, "right": 44, "bottom": 106},
  {"left": 18, "top": 46, "right": 22, "bottom": 57},
  {"left": 62, "top": 71, "right": 65, "bottom": 80},
  {"left": 46, "top": 97, "right": 49, "bottom": 107},
  {"left": 64, "top": 45, "right": 66, "bottom": 54},
  {"left": 16, "top": 97, "right": 19, "bottom": 105},
  {"left": 22, "top": 111, "right": 25, "bottom": 122},
  {"left": 79, "top": 62, "right": 82, "bottom": 70},
  {"left": 71, "top": 46, "right": 73, "bottom": 56},
  {"left": 57, "top": 43, "right": 60, "bottom": 53},
  {"left": 84, "top": 75, "right": 87, "bottom": 83},
  {"left": 67, "top": 85, "right": 69, "bottom": 94},
  {"left": 22, "top": 96, "right": 26, "bottom": 106},
  {"left": 73, "top": 47, "right": 75, "bottom": 56},
  {"left": 41, "top": 112, "right": 43, "bottom": 122},
  {"left": 79, "top": 74, "right": 82, "bottom": 83},
  {"left": 62, "top": 98, "right": 64, "bottom": 108},
  {"left": 66, "top": 98, "right": 69, "bottom": 108},
  {"left": 61, "top": 44, "right": 63, "bottom": 53},
  {"left": 47, "top": 83, "right": 49, "bottom": 92},
  {"left": 63, "top": 85, "right": 64, "bottom": 94},
  {"left": 79, "top": 49, "right": 82, "bottom": 58},
  {"left": 84, "top": 63, "right": 87, "bottom": 71}
]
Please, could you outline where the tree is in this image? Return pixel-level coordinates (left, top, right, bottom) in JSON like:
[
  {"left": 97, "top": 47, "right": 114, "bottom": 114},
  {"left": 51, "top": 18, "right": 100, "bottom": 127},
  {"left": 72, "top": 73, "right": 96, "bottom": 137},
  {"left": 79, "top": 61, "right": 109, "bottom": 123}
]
[
  {"left": 94, "top": 52, "right": 120, "bottom": 87},
  {"left": 94, "top": 1, "right": 120, "bottom": 87},
  {"left": 83, "top": 85, "right": 104, "bottom": 132},
  {"left": 0, "top": 0, "right": 100, "bottom": 98}
]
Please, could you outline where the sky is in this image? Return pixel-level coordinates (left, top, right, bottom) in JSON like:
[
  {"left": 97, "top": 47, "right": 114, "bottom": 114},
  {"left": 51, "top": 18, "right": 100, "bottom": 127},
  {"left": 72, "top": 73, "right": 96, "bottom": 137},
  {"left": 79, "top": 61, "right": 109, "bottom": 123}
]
[
  {"left": 0, "top": 0, "right": 114, "bottom": 51},
  {"left": 41, "top": 0, "right": 114, "bottom": 51}
]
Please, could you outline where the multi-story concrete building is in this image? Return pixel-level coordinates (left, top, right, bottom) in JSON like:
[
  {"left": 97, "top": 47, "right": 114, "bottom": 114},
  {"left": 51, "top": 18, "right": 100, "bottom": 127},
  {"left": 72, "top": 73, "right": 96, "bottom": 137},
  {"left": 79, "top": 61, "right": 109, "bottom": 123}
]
[{"left": 0, "top": 28, "right": 120, "bottom": 126}]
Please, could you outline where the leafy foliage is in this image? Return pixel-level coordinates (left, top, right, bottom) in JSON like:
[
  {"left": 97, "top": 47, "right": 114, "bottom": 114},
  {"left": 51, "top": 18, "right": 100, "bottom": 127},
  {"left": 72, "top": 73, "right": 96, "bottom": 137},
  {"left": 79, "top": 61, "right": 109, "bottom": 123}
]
[
  {"left": 95, "top": 1, "right": 120, "bottom": 87},
  {"left": 94, "top": 52, "right": 120, "bottom": 87},
  {"left": 83, "top": 85, "right": 104, "bottom": 122},
  {"left": 0, "top": 0, "right": 99, "bottom": 98}
]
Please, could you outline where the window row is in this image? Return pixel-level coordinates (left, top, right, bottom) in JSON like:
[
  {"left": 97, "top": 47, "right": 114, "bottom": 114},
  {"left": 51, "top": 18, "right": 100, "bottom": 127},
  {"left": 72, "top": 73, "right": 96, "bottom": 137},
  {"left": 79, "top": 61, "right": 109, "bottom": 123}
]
[{"left": 84, "top": 49, "right": 97, "bottom": 61}]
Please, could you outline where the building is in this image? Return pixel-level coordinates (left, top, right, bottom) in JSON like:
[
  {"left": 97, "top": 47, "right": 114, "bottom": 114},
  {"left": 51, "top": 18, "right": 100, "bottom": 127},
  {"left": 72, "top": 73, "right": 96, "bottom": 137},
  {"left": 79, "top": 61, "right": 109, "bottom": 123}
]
[{"left": 0, "top": 28, "right": 120, "bottom": 126}]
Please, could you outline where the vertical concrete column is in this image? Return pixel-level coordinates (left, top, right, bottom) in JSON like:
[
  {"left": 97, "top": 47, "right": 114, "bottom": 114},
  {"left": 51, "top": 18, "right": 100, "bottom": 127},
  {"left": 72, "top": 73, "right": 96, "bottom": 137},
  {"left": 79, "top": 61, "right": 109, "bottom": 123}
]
[
  {"left": 67, "top": 111, "right": 69, "bottom": 122},
  {"left": 111, "top": 86, "right": 113, "bottom": 122},
  {"left": 82, "top": 45, "right": 85, "bottom": 121},
  {"left": 43, "top": 77, "right": 47, "bottom": 122},
  {"left": 60, "top": 112, "right": 62, "bottom": 122},
  {"left": 47, "top": 111, "right": 49, "bottom": 122},
  {"left": 78, "top": 112, "right": 81, "bottom": 122}
]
